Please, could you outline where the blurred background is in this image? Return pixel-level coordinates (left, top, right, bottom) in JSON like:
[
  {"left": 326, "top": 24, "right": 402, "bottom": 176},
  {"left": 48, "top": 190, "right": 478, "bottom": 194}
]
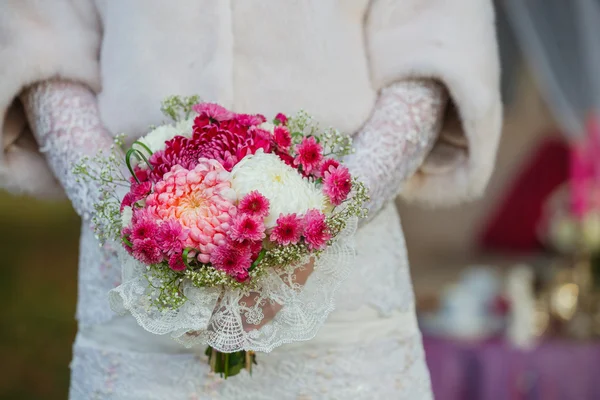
[{"left": 3, "top": 1, "right": 600, "bottom": 399}]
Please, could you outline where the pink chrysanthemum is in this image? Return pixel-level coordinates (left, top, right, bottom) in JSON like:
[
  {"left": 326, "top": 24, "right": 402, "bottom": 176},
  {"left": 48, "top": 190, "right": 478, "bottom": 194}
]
[
  {"left": 130, "top": 210, "right": 160, "bottom": 242},
  {"left": 121, "top": 227, "right": 133, "bottom": 254},
  {"left": 274, "top": 113, "right": 288, "bottom": 125},
  {"left": 121, "top": 180, "right": 152, "bottom": 211},
  {"left": 157, "top": 220, "right": 188, "bottom": 257},
  {"left": 274, "top": 126, "right": 292, "bottom": 150},
  {"left": 145, "top": 160, "right": 237, "bottom": 264},
  {"left": 303, "top": 209, "right": 331, "bottom": 250},
  {"left": 168, "top": 251, "right": 186, "bottom": 272},
  {"left": 229, "top": 214, "right": 266, "bottom": 242},
  {"left": 276, "top": 149, "right": 295, "bottom": 167},
  {"left": 133, "top": 166, "right": 150, "bottom": 183},
  {"left": 294, "top": 136, "right": 323, "bottom": 175},
  {"left": 319, "top": 158, "right": 340, "bottom": 177},
  {"left": 270, "top": 213, "right": 303, "bottom": 245},
  {"left": 234, "top": 270, "right": 250, "bottom": 283},
  {"left": 322, "top": 165, "right": 352, "bottom": 206},
  {"left": 238, "top": 191, "right": 270, "bottom": 217},
  {"left": 192, "top": 103, "right": 235, "bottom": 122},
  {"left": 235, "top": 113, "right": 267, "bottom": 127},
  {"left": 210, "top": 243, "right": 252, "bottom": 276},
  {"left": 132, "top": 237, "right": 164, "bottom": 265}
]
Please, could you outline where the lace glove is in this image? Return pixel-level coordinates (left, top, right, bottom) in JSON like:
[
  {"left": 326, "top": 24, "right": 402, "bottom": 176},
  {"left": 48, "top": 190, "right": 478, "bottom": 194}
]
[
  {"left": 20, "top": 80, "right": 119, "bottom": 221},
  {"left": 345, "top": 80, "right": 449, "bottom": 222}
]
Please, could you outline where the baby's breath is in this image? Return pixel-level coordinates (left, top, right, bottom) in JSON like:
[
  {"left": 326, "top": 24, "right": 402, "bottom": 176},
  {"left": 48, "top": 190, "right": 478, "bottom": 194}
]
[
  {"left": 161, "top": 95, "right": 201, "bottom": 122},
  {"left": 73, "top": 134, "right": 129, "bottom": 243},
  {"left": 287, "top": 111, "right": 353, "bottom": 158}
]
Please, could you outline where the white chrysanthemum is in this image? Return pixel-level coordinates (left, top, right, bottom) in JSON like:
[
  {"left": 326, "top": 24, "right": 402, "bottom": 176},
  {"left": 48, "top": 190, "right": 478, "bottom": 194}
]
[
  {"left": 139, "top": 125, "right": 179, "bottom": 153},
  {"left": 231, "top": 151, "right": 325, "bottom": 228},
  {"left": 121, "top": 206, "right": 133, "bottom": 228},
  {"left": 174, "top": 117, "right": 195, "bottom": 137},
  {"left": 139, "top": 118, "right": 194, "bottom": 154}
]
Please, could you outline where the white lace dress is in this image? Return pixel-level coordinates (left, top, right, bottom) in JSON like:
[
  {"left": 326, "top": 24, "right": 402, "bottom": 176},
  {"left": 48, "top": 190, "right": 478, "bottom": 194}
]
[{"left": 22, "top": 80, "right": 445, "bottom": 400}]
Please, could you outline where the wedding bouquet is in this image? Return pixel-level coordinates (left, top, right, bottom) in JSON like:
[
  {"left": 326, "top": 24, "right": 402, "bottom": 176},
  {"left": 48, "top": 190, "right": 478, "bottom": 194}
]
[{"left": 74, "top": 96, "right": 368, "bottom": 377}]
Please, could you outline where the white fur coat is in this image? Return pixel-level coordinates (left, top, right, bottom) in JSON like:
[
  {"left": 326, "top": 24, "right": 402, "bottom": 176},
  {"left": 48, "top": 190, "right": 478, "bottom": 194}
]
[{"left": 0, "top": 0, "right": 501, "bottom": 205}]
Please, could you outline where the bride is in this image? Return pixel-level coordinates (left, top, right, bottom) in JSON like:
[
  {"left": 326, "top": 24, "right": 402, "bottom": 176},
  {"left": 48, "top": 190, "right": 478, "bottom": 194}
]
[{"left": 0, "top": 1, "right": 501, "bottom": 398}]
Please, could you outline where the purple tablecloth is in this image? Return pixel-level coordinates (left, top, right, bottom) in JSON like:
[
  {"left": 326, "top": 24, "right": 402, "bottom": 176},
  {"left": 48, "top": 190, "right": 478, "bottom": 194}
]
[{"left": 423, "top": 336, "right": 600, "bottom": 400}]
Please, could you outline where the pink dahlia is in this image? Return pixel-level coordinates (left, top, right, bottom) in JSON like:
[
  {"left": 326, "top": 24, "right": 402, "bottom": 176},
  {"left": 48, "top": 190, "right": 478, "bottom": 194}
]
[
  {"left": 238, "top": 191, "right": 270, "bottom": 218},
  {"left": 274, "top": 113, "right": 288, "bottom": 125},
  {"left": 303, "top": 209, "right": 331, "bottom": 250},
  {"left": 132, "top": 237, "right": 164, "bottom": 265},
  {"left": 182, "top": 123, "right": 271, "bottom": 172},
  {"left": 145, "top": 160, "right": 237, "bottom": 264},
  {"left": 294, "top": 136, "right": 323, "bottom": 175},
  {"left": 229, "top": 214, "right": 266, "bottom": 242},
  {"left": 147, "top": 136, "right": 206, "bottom": 182},
  {"left": 270, "top": 213, "right": 303, "bottom": 246},
  {"left": 319, "top": 158, "right": 340, "bottom": 177},
  {"left": 274, "top": 126, "right": 292, "bottom": 150},
  {"left": 322, "top": 165, "right": 352, "bottom": 206},
  {"left": 210, "top": 243, "right": 252, "bottom": 276},
  {"left": 156, "top": 220, "right": 188, "bottom": 257}
]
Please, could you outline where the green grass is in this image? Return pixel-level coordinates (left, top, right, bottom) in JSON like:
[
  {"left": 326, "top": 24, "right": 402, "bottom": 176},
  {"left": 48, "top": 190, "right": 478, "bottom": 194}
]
[{"left": 0, "top": 192, "right": 80, "bottom": 399}]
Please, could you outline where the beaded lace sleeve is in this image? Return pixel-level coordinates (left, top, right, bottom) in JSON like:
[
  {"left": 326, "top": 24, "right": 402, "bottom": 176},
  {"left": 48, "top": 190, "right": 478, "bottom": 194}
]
[
  {"left": 346, "top": 80, "right": 447, "bottom": 221},
  {"left": 20, "top": 80, "right": 117, "bottom": 221}
]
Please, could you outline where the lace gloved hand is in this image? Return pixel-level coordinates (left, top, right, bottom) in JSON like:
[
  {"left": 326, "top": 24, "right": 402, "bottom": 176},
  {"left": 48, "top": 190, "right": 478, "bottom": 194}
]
[
  {"left": 345, "top": 80, "right": 449, "bottom": 222},
  {"left": 20, "top": 80, "right": 122, "bottom": 221}
]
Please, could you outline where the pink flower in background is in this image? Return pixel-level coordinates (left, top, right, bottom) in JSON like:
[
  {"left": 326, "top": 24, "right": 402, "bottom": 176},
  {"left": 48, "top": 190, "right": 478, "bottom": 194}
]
[
  {"left": 132, "top": 237, "right": 163, "bottom": 265},
  {"left": 294, "top": 136, "right": 323, "bottom": 175},
  {"left": 274, "top": 113, "right": 288, "bottom": 125},
  {"left": 211, "top": 243, "right": 252, "bottom": 276},
  {"left": 303, "top": 209, "right": 331, "bottom": 250},
  {"left": 238, "top": 191, "right": 270, "bottom": 218},
  {"left": 319, "top": 158, "right": 340, "bottom": 177},
  {"left": 230, "top": 214, "right": 266, "bottom": 242},
  {"left": 322, "top": 165, "right": 352, "bottom": 206},
  {"left": 270, "top": 213, "right": 303, "bottom": 245},
  {"left": 274, "top": 126, "right": 292, "bottom": 150},
  {"left": 168, "top": 252, "right": 186, "bottom": 272},
  {"left": 145, "top": 160, "right": 237, "bottom": 264},
  {"left": 157, "top": 220, "right": 188, "bottom": 257}
]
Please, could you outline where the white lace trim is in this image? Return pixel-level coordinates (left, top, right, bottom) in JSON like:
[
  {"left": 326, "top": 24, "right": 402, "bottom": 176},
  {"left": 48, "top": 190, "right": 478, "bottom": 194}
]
[{"left": 108, "top": 218, "right": 358, "bottom": 353}]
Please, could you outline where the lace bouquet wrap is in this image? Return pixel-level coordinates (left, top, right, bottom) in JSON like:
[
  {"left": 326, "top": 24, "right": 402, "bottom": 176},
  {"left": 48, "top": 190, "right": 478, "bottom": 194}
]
[{"left": 75, "top": 97, "right": 368, "bottom": 377}]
